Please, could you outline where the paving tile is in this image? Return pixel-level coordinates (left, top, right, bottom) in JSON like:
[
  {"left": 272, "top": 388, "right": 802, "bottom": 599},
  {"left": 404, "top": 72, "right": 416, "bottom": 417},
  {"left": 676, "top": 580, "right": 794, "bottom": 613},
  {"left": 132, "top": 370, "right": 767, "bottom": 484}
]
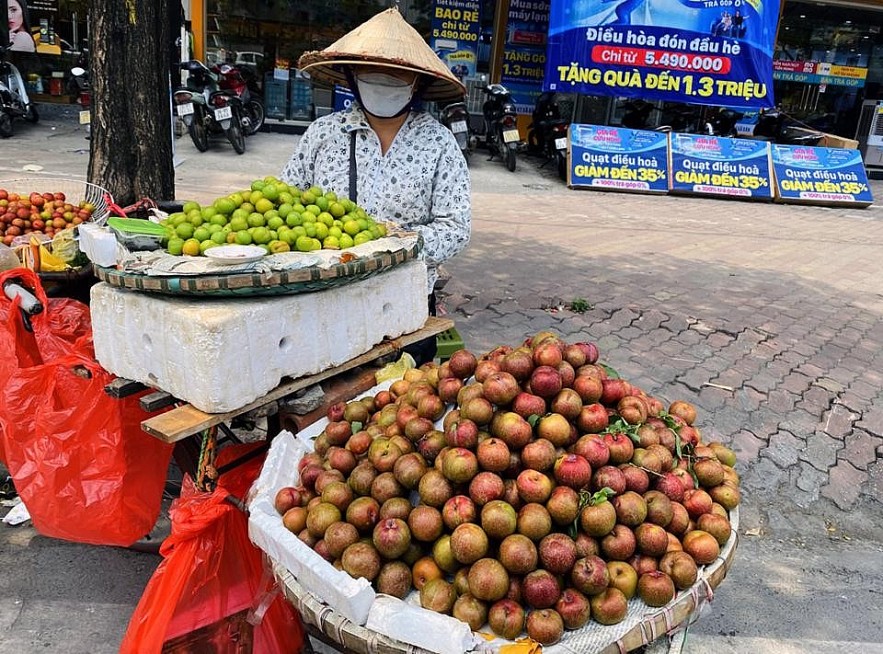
[
  {"left": 822, "top": 403, "right": 859, "bottom": 440},
  {"left": 856, "top": 407, "right": 883, "bottom": 438},
  {"left": 821, "top": 461, "right": 869, "bottom": 511},
  {"left": 799, "top": 431, "right": 843, "bottom": 472},
  {"left": 761, "top": 430, "right": 802, "bottom": 468},
  {"left": 839, "top": 430, "right": 882, "bottom": 471}
]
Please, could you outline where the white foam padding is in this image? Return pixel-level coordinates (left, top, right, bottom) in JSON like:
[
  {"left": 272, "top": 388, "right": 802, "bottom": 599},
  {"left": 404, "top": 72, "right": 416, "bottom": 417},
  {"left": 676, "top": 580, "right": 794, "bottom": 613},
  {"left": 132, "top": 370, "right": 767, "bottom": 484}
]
[{"left": 90, "top": 260, "right": 428, "bottom": 413}]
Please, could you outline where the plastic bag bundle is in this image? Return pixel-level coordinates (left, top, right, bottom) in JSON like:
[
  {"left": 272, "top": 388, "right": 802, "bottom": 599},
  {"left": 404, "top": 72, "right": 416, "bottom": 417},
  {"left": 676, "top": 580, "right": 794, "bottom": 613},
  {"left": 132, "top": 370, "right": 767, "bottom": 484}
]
[{"left": 0, "top": 268, "right": 173, "bottom": 546}]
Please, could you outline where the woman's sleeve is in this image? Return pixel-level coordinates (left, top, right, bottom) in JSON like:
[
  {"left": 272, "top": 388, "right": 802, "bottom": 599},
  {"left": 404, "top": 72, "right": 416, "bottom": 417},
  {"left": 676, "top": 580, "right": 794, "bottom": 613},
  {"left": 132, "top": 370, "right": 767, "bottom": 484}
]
[
  {"left": 414, "top": 137, "right": 471, "bottom": 267},
  {"left": 280, "top": 128, "right": 315, "bottom": 188}
]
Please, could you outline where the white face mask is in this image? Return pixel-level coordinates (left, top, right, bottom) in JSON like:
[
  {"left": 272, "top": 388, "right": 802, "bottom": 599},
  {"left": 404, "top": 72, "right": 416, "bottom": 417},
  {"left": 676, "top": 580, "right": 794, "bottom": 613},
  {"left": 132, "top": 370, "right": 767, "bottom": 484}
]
[{"left": 355, "top": 72, "right": 415, "bottom": 118}]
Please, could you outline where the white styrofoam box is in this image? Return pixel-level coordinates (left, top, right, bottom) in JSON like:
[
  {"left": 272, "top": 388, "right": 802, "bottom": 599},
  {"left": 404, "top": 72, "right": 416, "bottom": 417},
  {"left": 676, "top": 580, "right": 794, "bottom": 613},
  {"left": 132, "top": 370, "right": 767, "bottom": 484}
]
[
  {"left": 76, "top": 223, "right": 120, "bottom": 267},
  {"left": 90, "top": 260, "right": 428, "bottom": 413}
]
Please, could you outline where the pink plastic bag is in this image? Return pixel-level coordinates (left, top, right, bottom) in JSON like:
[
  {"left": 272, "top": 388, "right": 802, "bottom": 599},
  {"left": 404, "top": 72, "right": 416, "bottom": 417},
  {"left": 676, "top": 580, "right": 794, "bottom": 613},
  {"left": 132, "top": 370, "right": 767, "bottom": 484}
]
[
  {"left": 0, "top": 268, "right": 173, "bottom": 546},
  {"left": 120, "top": 445, "right": 305, "bottom": 654}
]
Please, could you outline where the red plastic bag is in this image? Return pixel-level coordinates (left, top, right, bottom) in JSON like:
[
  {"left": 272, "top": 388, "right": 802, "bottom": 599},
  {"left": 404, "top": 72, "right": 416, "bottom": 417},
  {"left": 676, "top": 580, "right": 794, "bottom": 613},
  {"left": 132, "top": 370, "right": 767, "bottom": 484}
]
[
  {"left": 120, "top": 445, "right": 305, "bottom": 654},
  {"left": 0, "top": 268, "right": 173, "bottom": 546}
]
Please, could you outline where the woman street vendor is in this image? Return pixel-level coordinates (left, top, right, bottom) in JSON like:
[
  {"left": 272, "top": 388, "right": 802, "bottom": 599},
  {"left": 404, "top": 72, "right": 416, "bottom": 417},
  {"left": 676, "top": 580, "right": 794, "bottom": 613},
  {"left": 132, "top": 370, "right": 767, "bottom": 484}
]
[{"left": 281, "top": 8, "right": 471, "bottom": 363}]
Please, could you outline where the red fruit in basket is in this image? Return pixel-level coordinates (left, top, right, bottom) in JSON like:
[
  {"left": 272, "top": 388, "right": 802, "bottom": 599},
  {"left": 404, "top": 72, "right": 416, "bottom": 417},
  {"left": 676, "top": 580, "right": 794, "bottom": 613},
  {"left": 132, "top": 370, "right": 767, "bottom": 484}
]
[
  {"left": 553, "top": 453, "right": 592, "bottom": 489},
  {"left": 420, "top": 578, "right": 456, "bottom": 614},
  {"left": 526, "top": 608, "right": 564, "bottom": 645},
  {"left": 519, "top": 438, "right": 554, "bottom": 473},
  {"left": 697, "top": 513, "right": 732, "bottom": 546},
  {"left": 372, "top": 517, "right": 411, "bottom": 559},
  {"left": 281, "top": 506, "right": 308, "bottom": 534},
  {"left": 468, "top": 557, "right": 510, "bottom": 602},
  {"left": 490, "top": 411, "right": 532, "bottom": 450},
  {"left": 274, "top": 487, "right": 302, "bottom": 515},
  {"left": 314, "top": 469, "right": 345, "bottom": 494},
  {"left": 529, "top": 366, "right": 562, "bottom": 399},
  {"left": 601, "top": 524, "right": 637, "bottom": 561},
  {"left": 445, "top": 418, "right": 478, "bottom": 449},
  {"left": 532, "top": 340, "right": 563, "bottom": 368},
  {"left": 546, "top": 485, "right": 580, "bottom": 526},
  {"left": 569, "top": 554, "right": 609, "bottom": 596},
  {"left": 473, "top": 358, "right": 500, "bottom": 383},
  {"left": 682, "top": 530, "right": 720, "bottom": 565},
  {"left": 537, "top": 412, "right": 574, "bottom": 448},
  {"left": 659, "top": 551, "right": 698, "bottom": 590},
  {"left": 592, "top": 465, "right": 626, "bottom": 495},
  {"left": 482, "top": 371, "right": 520, "bottom": 406},
  {"left": 469, "top": 471, "right": 505, "bottom": 506},
  {"left": 522, "top": 569, "right": 561, "bottom": 609},
  {"left": 516, "top": 470, "right": 553, "bottom": 504},
  {"left": 499, "top": 348, "right": 534, "bottom": 383},
  {"left": 638, "top": 571, "right": 676, "bottom": 607},
  {"left": 550, "top": 387, "right": 583, "bottom": 421},
  {"left": 580, "top": 499, "right": 617, "bottom": 538},
  {"left": 603, "top": 432, "right": 634, "bottom": 465},
  {"left": 488, "top": 599, "right": 525, "bottom": 640},
  {"left": 345, "top": 496, "right": 381, "bottom": 534},
  {"left": 452, "top": 594, "right": 488, "bottom": 631},
  {"left": 683, "top": 489, "right": 713, "bottom": 519},
  {"left": 498, "top": 533, "right": 538, "bottom": 575},
  {"left": 510, "top": 391, "right": 545, "bottom": 419},
  {"left": 538, "top": 532, "right": 578, "bottom": 576},
  {"left": 476, "top": 437, "right": 510, "bottom": 473},
  {"left": 556, "top": 588, "right": 591, "bottom": 630},
  {"left": 516, "top": 503, "right": 552, "bottom": 542},
  {"left": 620, "top": 463, "right": 650, "bottom": 494},
  {"left": 448, "top": 349, "right": 478, "bottom": 380},
  {"left": 324, "top": 521, "right": 360, "bottom": 559},
  {"left": 576, "top": 402, "right": 609, "bottom": 434},
  {"left": 341, "top": 541, "right": 382, "bottom": 581}
]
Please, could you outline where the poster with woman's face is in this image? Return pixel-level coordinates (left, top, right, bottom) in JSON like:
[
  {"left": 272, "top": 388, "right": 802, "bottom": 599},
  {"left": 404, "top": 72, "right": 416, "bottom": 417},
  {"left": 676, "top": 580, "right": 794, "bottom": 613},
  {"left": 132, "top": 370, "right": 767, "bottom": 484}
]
[
  {"left": 8, "top": 0, "right": 36, "bottom": 52},
  {"left": 8, "top": 0, "right": 61, "bottom": 54}
]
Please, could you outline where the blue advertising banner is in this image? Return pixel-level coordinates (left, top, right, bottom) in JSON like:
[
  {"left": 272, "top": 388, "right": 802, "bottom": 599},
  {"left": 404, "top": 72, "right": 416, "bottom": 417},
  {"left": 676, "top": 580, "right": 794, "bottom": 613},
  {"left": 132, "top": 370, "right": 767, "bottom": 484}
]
[
  {"left": 569, "top": 124, "right": 669, "bottom": 192},
  {"left": 430, "top": 0, "right": 481, "bottom": 81},
  {"left": 502, "top": 0, "right": 550, "bottom": 114},
  {"left": 771, "top": 145, "right": 874, "bottom": 206},
  {"left": 670, "top": 133, "right": 773, "bottom": 199},
  {"left": 544, "top": 0, "right": 780, "bottom": 109}
]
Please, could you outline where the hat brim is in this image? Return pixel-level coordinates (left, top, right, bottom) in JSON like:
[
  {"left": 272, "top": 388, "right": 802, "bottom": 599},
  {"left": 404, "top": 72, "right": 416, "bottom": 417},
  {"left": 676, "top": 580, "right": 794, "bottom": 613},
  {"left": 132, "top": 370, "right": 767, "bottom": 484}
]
[{"left": 298, "top": 54, "right": 466, "bottom": 103}]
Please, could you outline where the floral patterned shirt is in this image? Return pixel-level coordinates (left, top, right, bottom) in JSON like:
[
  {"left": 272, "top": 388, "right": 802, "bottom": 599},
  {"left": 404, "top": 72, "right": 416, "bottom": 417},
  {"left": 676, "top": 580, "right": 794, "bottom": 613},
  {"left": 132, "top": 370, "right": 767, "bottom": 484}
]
[{"left": 281, "top": 105, "right": 471, "bottom": 292}]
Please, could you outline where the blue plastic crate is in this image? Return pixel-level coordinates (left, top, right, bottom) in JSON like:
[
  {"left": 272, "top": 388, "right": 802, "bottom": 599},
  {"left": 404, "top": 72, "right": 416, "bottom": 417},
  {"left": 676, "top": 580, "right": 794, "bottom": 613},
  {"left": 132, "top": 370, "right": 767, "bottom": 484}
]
[
  {"left": 289, "top": 77, "right": 312, "bottom": 120},
  {"left": 263, "top": 73, "right": 289, "bottom": 120}
]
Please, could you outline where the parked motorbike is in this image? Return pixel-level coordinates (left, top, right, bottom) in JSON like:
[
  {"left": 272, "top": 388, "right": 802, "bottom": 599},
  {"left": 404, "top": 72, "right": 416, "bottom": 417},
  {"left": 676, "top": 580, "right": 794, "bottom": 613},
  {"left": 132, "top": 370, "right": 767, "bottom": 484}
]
[
  {"left": 173, "top": 59, "right": 246, "bottom": 154},
  {"left": 439, "top": 101, "right": 475, "bottom": 161},
  {"left": 528, "top": 91, "right": 569, "bottom": 181},
  {"left": 213, "top": 62, "right": 264, "bottom": 136},
  {"left": 753, "top": 108, "right": 824, "bottom": 145},
  {"left": 482, "top": 83, "right": 520, "bottom": 172},
  {"left": 0, "top": 43, "right": 39, "bottom": 138}
]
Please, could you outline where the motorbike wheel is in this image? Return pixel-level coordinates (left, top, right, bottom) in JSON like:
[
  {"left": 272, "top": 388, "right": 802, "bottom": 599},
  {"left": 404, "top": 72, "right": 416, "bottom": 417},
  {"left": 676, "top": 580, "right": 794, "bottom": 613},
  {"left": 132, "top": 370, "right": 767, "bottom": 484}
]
[
  {"left": 188, "top": 107, "right": 209, "bottom": 152},
  {"left": 0, "top": 113, "right": 12, "bottom": 138},
  {"left": 245, "top": 99, "right": 264, "bottom": 136},
  {"left": 25, "top": 105, "right": 38, "bottom": 123},
  {"left": 505, "top": 147, "right": 517, "bottom": 172},
  {"left": 557, "top": 152, "right": 567, "bottom": 181},
  {"left": 226, "top": 110, "right": 246, "bottom": 154}
]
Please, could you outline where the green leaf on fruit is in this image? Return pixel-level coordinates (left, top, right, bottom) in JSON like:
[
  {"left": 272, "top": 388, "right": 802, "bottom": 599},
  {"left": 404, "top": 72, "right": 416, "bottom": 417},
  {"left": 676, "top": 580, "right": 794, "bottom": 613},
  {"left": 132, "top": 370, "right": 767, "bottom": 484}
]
[
  {"left": 527, "top": 414, "right": 540, "bottom": 428},
  {"left": 674, "top": 431, "right": 683, "bottom": 460},
  {"left": 350, "top": 421, "right": 363, "bottom": 433},
  {"left": 591, "top": 487, "right": 615, "bottom": 505},
  {"left": 600, "top": 363, "right": 620, "bottom": 379},
  {"left": 601, "top": 417, "right": 641, "bottom": 443}
]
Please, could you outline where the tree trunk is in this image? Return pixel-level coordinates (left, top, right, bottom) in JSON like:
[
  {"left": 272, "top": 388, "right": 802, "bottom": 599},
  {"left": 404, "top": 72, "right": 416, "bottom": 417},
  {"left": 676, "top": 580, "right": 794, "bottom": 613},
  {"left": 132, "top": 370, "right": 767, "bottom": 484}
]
[{"left": 88, "top": 0, "right": 175, "bottom": 205}]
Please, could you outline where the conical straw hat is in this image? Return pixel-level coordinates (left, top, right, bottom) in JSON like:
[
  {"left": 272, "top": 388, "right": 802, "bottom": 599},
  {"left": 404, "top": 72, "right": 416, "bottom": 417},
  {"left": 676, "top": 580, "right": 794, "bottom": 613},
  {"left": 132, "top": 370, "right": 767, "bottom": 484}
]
[{"left": 297, "top": 7, "right": 466, "bottom": 103}]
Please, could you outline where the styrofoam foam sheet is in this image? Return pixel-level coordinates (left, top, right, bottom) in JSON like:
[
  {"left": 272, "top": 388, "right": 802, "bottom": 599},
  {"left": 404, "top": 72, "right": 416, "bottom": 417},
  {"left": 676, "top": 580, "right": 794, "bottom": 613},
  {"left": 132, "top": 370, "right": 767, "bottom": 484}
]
[{"left": 90, "top": 260, "right": 428, "bottom": 413}]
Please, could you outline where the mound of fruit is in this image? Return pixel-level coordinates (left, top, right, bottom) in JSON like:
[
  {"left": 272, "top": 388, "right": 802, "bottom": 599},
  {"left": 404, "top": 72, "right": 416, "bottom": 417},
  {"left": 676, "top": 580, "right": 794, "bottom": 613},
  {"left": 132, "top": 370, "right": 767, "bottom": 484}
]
[
  {"left": 275, "top": 332, "right": 741, "bottom": 645},
  {"left": 0, "top": 188, "right": 96, "bottom": 246},
  {"left": 160, "top": 178, "right": 387, "bottom": 257}
]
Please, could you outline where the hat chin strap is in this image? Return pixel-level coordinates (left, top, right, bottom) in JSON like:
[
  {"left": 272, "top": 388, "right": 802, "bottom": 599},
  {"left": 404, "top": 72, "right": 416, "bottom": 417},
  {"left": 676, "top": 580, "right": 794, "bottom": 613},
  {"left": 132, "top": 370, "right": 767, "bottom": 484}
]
[{"left": 344, "top": 67, "right": 429, "bottom": 119}]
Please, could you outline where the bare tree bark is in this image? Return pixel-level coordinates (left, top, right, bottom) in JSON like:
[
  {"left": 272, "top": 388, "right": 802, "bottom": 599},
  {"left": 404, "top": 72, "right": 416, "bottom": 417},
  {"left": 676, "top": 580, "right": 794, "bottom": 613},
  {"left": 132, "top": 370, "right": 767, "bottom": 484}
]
[{"left": 88, "top": 0, "right": 175, "bottom": 205}]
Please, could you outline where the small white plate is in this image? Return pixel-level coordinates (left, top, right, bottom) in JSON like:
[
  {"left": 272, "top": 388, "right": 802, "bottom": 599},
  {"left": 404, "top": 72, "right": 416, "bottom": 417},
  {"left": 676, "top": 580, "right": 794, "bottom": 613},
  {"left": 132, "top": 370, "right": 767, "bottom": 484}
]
[{"left": 204, "top": 244, "right": 266, "bottom": 265}]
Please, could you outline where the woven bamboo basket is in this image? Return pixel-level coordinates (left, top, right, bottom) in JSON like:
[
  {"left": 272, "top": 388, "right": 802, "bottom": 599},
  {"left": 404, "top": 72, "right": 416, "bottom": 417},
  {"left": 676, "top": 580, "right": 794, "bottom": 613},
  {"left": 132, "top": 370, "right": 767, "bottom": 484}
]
[
  {"left": 0, "top": 176, "right": 112, "bottom": 224},
  {"left": 93, "top": 239, "right": 422, "bottom": 297},
  {"left": 276, "top": 507, "right": 740, "bottom": 654}
]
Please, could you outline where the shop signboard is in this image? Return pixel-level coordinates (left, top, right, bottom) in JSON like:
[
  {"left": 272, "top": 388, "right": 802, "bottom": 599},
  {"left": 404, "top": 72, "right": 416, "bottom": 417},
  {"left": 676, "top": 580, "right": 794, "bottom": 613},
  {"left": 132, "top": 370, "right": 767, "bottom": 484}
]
[
  {"left": 7, "top": 0, "right": 61, "bottom": 54},
  {"left": 430, "top": 0, "right": 481, "bottom": 82},
  {"left": 771, "top": 144, "right": 874, "bottom": 206},
  {"left": 568, "top": 124, "right": 669, "bottom": 193},
  {"left": 772, "top": 61, "right": 868, "bottom": 88},
  {"left": 502, "top": 0, "right": 550, "bottom": 114},
  {"left": 544, "top": 0, "right": 781, "bottom": 109},
  {"left": 670, "top": 133, "right": 773, "bottom": 199}
]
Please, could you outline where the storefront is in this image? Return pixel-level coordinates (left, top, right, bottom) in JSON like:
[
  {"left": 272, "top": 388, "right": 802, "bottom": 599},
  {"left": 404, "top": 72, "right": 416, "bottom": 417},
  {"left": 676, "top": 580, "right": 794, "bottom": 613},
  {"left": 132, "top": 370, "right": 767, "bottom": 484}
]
[
  {"left": 774, "top": 0, "right": 883, "bottom": 139},
  {"left": 5, "top": 0, "right": 89, "bottom": 103}
]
